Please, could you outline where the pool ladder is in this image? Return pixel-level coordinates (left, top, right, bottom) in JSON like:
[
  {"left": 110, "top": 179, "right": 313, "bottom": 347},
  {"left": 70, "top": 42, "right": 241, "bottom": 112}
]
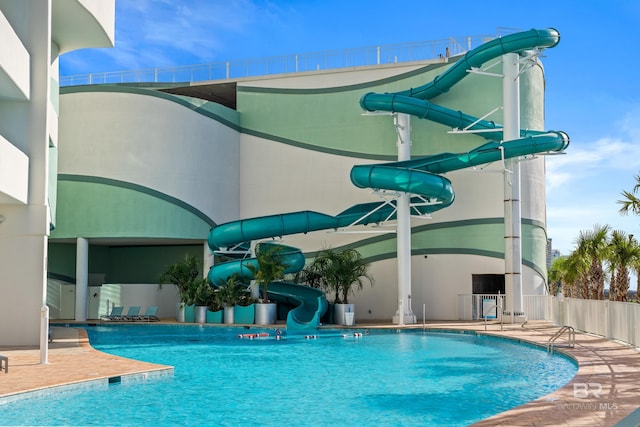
[
  {"left": 483, "top": 302, "right": 503, "bottom": 331},
  {"left": 547, "top": 325, "right": 575, "bottom": 354}
]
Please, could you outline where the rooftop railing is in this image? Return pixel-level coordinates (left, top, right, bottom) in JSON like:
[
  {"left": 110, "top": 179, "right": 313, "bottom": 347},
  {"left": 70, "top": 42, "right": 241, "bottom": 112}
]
[{"left": 60, "top": 29, "right": 518, "bottom": 87}]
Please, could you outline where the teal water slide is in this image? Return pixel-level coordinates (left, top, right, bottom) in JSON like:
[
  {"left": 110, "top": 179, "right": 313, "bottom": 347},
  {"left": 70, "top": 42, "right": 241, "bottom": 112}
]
[{"left": 207, "top": 28, "right": 569, "bottom": 330}]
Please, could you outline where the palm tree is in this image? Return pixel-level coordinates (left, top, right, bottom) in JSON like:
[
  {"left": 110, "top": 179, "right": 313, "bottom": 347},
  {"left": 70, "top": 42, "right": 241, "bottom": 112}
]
[
  {"left": 607, "top": 231, "right": 640, "bottom": 302},
  {"left": 217, "top": 274, "right": 246, "bottom": 307},
  {"left": 574, "top": 225, "right": 610, "bottom": 299},
  {"left": 562, "top": 251, "right": 585, "bottom": 298},
  {"left": 548, "top": 256, "right": 569, "bottom": 296},
  {"left": 618, "top": 174, "right": 640, "bottom": 216},
  {"left": 308, "top": 247, "right": 373, "bottom": 304},
  {"left": 159, "top": 254, "right": 203, "bottom": 305},
  {"left": 334, "top": 248, "right": 374, "bottom": 304},
  {"left": 295, "top": 253, "right": 331, "bottom": 291},
  {"left": 247, "top": 242, "right": 287, "bottom": 303}
]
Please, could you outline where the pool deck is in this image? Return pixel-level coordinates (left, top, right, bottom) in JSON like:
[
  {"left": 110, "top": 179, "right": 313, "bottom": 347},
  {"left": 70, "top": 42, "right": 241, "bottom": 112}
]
[
  {"left": 0, "top": 327, "right": 172, "bottom": 401},
  {"left": 1, "top": 320, "right": 639, "bottom": 426}
]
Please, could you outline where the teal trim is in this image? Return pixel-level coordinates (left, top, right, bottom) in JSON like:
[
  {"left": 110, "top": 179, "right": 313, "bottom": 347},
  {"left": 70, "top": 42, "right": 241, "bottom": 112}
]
[
  {"left": 412, "top": 217, "right": 503, "bottom": 234},
  {"left": 241, "top": 128, "right": 396, "bottom": 161},
  {"left": 58, "top": 175, "right": 214, "bottom": 226},
  {"left": 237, "top": 62, "right": 449, "bottom": 95},
  {"left": 60, "top": 85, "right": 240, "bottom": 131},
  {"left": 301, "top": 217, "right": 547, "bottom": 278},
  {"left": 59, "top": 80, "right": 402, "bottom": 160}
]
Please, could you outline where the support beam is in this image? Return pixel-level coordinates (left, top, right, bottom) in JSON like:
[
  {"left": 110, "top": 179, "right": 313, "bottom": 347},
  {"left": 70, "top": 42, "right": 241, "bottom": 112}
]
[
  {"left": 392, "top": 113, "right": 416, "bottom": 325},
  {"left": 75, "top": 237, "right": 88, "bottom": 321},
  {"left": 502, "top": 52, "right": 524, "bottom": 323}
]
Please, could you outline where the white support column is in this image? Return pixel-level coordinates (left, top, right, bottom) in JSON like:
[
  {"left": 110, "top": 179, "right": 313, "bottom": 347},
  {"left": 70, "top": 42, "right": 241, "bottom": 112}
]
[
  {"left": 502, "top": 53, "right": 524, "bottom": 322},
  {"left": 392, "top": 113, "right": 416, "bottom": 325},
  {"left": 203, "top": 241, "right": 214, "bottom": 279},
  {"left": 40, "top": 229, "right": 49, "bottom": 364},
  {"left": 40, "top": 305, "right": 49, "bottom": 365},
  {"left": 75, "top": 237, "right": 89, "bottom": 321}
]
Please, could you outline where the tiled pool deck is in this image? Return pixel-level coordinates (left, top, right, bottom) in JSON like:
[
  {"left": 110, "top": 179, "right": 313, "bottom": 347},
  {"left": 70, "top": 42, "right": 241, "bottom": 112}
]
[{"left": 1, "top": 320, "right": 639, "bottom": 426}]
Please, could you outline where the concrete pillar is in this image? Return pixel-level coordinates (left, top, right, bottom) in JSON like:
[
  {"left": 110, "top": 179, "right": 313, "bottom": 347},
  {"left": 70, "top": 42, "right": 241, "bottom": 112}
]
[
  {"left": 502, "top": 52, "right": 524, "bottom": 322},
  {"left": 75, "top": 237, "right": 88, "bottom": 321},
  {"left": 393, "top": 113, "right": 416, "bottom": 325}
]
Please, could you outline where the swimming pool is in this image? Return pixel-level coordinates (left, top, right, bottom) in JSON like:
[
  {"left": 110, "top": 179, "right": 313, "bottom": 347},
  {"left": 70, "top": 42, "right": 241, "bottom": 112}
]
[{"left": 0, "top": 326, "right": 576, "bottom": 426}]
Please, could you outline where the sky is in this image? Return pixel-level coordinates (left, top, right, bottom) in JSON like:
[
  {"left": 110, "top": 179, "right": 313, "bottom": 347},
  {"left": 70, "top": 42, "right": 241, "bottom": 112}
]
[{"left": 59, "top": 0, "right": 640, "bottom": 256}]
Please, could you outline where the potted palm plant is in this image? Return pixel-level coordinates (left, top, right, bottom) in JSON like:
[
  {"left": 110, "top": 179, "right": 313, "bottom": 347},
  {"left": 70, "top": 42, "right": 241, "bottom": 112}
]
[
  {"left": 193, "top": 278, "right": 214, "bottom": 324},
  {"left": 307, "top": 247, "right": 373, "bottom": 325},
  {"left": 217, "top": 274, "right": 245, "bottom": 324},
  {"left": 206, "top": 288, "right": 224, "bottom": 324},
  {"left": 159, "top": 254, "right": 204, "bottom": 322},
  {"left": 234, "top": 291, "right": 258, "bottom": 324},
  {"left": 247, "top": 242, "right": 287, "bottom": 325}
]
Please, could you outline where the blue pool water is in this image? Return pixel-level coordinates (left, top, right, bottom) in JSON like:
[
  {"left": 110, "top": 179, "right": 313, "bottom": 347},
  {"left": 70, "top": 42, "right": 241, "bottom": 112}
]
[{"left": 0, "top": 326, "right": 576, "bottom": 426}]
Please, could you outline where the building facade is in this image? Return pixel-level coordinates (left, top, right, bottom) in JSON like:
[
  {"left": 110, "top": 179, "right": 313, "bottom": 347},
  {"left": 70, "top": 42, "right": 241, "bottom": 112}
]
[
  {"left": 51, "top": 43, "right": 554, "bottom": 324},
  {"left": 0, "top": 0, "right": 115, "bottom": 345},
  {"left": 1, "top": 2, "right": 558, "bottom": 345}
]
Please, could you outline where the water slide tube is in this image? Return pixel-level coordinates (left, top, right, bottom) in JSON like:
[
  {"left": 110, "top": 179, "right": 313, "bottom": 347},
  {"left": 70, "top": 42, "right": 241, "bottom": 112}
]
[
  {"left": 207, "top": 28, "right": 569, "bottom": 330},
  {"left": 206, "top": 242, "right": 328, "bottom": 330}
]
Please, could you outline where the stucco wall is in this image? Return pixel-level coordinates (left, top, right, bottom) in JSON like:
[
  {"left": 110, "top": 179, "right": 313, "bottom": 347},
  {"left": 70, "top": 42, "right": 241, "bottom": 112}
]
[{"left": 55, "top": 87, "right": 241, "bottom": 238}]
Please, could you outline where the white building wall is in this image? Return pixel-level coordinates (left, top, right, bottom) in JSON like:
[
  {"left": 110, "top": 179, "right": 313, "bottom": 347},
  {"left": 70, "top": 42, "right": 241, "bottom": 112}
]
[
  {"left": 0, "top": 1, "right": 53, "bottom": 346},
  {"left": 0, "top": 8, "right": 30, "bottom": 100},
  {"left": 58, "top": 90, "right": 241, "bottom": 225},
  {"left": 0, "top": 0, "right": 114, "bottom": 346}
]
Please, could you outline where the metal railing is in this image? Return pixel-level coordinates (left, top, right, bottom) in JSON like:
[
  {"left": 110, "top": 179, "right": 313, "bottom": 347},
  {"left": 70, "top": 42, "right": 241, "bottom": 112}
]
[
  {"left": 547, "top": 325, "right": 575, "bottom": 354},
  {"left": 59, "top": 30, "right": 519, "bottom": 87},
  {"left": 484, "top": 299, "right": 504, "bottom": 331}
]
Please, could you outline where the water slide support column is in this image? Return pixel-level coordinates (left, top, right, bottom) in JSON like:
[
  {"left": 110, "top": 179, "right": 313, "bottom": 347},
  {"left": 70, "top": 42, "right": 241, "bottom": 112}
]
[
  {"left": 502, "top": 53, "right": 524, "bottom": 323},
  {"left": 75, "top": 237, "right": 89, "bottom": 322},
  {"left": 392, "top": 113, "right": 416, "bottom": 325}
]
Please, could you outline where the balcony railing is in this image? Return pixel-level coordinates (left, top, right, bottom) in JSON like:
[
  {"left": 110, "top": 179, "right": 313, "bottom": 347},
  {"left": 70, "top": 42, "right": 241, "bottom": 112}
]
[{"left": 59, "top": 30, "right": 518, "bottom": 87}]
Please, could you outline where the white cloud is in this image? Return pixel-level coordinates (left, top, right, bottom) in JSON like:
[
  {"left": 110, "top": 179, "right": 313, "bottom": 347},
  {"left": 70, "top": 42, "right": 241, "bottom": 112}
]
[
  {"left": 547, "top": 202, "right": 640, "bottom": 255},
  {"left": 545, "top": 106, "right": 640, "bottom": 255},
  {"left": 75, "top": 0, "right": 290, "bottom": 71},
  {"left": 546, "top": 112, "right": 640, "bottom": 192}
]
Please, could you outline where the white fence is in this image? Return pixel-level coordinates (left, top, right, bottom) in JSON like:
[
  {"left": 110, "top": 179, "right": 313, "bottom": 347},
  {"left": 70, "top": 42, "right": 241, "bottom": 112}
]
[
  {"left": 457, "top": 294, "right": 505, "bottom": 320},
  {"left": 550, "top": 297, "right": 640, "bottom": 348},
  {"left": 458, "top": 294, "right": 640, "bottom": 348}
]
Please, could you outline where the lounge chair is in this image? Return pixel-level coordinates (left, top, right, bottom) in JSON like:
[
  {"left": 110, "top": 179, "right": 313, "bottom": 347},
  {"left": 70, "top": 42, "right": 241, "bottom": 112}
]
[
  {"left": 121, "top": 306, "right": 141, "bottom": 321},
  {"left": 100, "top": 306, "right": 124, "bottom": 321},
  {"left": 0, "top": 355, "right": 7, "bottom": 373},
  {"left": 135, "top": 306, "right": 159, "bottom": 322}
]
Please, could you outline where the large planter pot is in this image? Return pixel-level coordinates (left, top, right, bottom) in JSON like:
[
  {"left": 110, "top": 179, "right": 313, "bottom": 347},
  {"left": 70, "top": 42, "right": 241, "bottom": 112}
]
[
  {"left": 194, "top": 306, "right": 208, "bottom": 324},
  {"left": 223, "top": 306, "right": 235, "bottom": 324},
  {"left": 234, "top": 304, "right": 255, "bottom": 324},
  {"left": 184, "top": 305, "right": 195, "bottom": 323},
  {"left": 255, "top": 303, "right": 277, "bottom": 325},
  {"left": 206, "top": 309, "right": 224, "bottom": 324},
  {"left": 334, "top": 303, "right": 355, "bottom": 326},
  {"left": 176, "top": 303, "right": 186, "bottom": 322}
]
